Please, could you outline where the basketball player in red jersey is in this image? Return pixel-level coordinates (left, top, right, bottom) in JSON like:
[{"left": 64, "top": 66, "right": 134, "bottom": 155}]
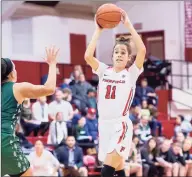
[{"left": 84, "top": 10, "right": 146, "bottom": 177}]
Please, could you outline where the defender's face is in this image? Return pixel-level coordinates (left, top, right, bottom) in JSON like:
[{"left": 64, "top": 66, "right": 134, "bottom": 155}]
[{"left": 112, "top": 44, "right": 130, "bottom": 68}]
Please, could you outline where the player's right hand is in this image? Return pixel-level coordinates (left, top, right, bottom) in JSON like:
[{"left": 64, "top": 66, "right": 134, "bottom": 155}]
[{"left": 44, "top": 46, "right": 59, "bottom": 65}]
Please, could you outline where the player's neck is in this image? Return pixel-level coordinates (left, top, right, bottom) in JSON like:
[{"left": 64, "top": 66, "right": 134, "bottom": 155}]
[{"left": 113, "top": 66, "right": 125, "bottom": 73}]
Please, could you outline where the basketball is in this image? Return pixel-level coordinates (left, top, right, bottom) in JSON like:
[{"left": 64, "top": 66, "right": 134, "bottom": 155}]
[{"left": 96, "top": 4, "right": 121, "bottom": 29}]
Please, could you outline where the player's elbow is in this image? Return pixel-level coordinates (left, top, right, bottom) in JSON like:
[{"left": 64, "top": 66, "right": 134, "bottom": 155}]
[
  {"left": 84, "top": 55, "right": 94, "bottom": 66},
  {"left": 45, "top": 86, "right": 56, "bottom": 95},
  {"left": 48, "top": 87, "right": 56, "bottom": 95},
  {"left": 84, "top": 54, "right": 91, "bottom": 62}
]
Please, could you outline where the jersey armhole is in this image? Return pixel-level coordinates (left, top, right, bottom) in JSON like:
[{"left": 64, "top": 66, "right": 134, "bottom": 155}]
[{"left": 13, "top": 83, "right": 23, "bottom": 104}]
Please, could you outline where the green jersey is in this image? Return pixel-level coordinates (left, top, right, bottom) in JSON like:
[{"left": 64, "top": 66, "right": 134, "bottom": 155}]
[
  {"left": 1, "top": 82, "right": 21, "bottom": 134},
  {"left": 1, "top": 82, "right": 30, "bottom": 176}
]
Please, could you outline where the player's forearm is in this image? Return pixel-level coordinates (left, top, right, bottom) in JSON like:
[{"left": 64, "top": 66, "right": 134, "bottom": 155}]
[
  {"left": 124, "top": 22, "right": 146, "bottom": 52},
  {"left": 44, "top": 64, "right": 57, "bottom": 92},
  {"left": 84, "top": 29, "right": 102, "bottom": 59}
]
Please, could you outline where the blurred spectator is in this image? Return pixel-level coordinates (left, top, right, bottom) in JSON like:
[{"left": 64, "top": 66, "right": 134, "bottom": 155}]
[
  {"left": 171, "top": 142, "right": 186, "bottom": 176},
  {"left": 62, "top": 88, "right": 72, "bottom": 102},
  {"left": 55, "top": 136, "right": 88, "bottom": 177},
  {"left": 70, "top": 65, "right": 83, "bottom": 81},
  {"left": 32, "top": 96, "right": 50, "bottom": 136},
  {"left": 135, "top": 78, "right": 158, "bottom": 106},
  {"left": 125, "top": 135, "right": 142, "bottom": 177},
  {"left": 75, "top": 117, "right": 92, "bottom": 143},
  {"left": 132, "top": 119, "right": 140, "bottom": 136},
  {"left": 149, "top": 107, "right": 162, "bottom": 136},
  {"left": 182, "top": 138, "right": 192, "bottom": 176},
  {"left": 49, "top": 89, "right": 73, "bottom": 122},
  {"left": 174, "top": 115, "right": 192, "bottom": 137},
  {"left": 136, "top": 115, "right": 152, "bottom": 144},
  {"left": 157, "top": 139, "right": 177, "bottom": 177},
  {"left": 87, "top": 88, "right": 97, "bottom": 110},
  {"left": 48, "top": 112, "right": 68, "bottom": 145},
  {"left": 141, "top": 99, "right": 148, "bottom": 109},
  {"left": 60, "top": 78, "right": 71, "bottom": 90},
  {"left": 20, "top": 98, "right": 39, "bottom": 136},
  {"left": 28, "top": 140, "right": 60, "bottom": 176},
  {"left": 129, "top": 106, "right": 142, "bottom": 122},
  {"left": 15, "top": 122, "right": 33, "bottom": 149},
  {"left": 181, "top": 116, "right": 192, "bottom": 136},
  {"left": 71, "top": 74, "right": 93, "bottom": 112},
  {"left": 85, "top": 108, "right": 98, "bottom": 141},
  {"left": 141, "top": 138, "right": 159, "bottom": 177},
  {"left": 174, "top": 115, "right": 184, "bottom": 136},
  {"left": 175, "top": 132, "right": 185, "bottom": 144}
]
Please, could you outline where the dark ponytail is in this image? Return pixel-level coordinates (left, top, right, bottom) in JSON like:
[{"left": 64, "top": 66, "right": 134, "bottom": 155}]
[{"left": 1, "top": 58, "right": 13, "bottom": 82}]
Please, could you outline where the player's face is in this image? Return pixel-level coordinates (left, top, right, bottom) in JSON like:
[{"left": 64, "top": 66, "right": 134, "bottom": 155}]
[{"left": 112, "top": 44, "right": 130, "bottom": 69}]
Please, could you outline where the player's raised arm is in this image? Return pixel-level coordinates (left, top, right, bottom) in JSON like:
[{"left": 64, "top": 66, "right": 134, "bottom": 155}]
[
  {"left": 121, "top": 10, "right": 146, "bottom": 69},
  {"left": 84, "top": 18, "right": 103, "bottom": 71},
  {"left": 13, "top": 46, "right": 59, "bottom": 103}
]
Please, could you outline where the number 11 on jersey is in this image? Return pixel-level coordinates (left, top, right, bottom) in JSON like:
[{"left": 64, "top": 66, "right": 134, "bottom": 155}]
[{"left": 105, "top": 85, "right": 116, "bottom": 99}]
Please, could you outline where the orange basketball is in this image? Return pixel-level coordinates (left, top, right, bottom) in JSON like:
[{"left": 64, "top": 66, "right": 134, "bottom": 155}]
[{"left": 96, "top": 4, "right": 121, "bottom": 29}]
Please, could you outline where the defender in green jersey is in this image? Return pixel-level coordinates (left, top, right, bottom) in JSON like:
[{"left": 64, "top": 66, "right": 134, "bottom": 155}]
[{"left": 1, "top": 46, "right": 59, "bottom": 176}]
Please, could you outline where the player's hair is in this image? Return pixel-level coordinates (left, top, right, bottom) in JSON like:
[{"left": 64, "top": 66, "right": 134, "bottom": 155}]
[
  {"left": 1, "top": 58, "right": 13, "bottom": 83},
  {"left": 113, "top": 36, "right": 135, "bottom": 67},
  {"left": 115, "top": 36, "right": 132, "bottom": 55}
]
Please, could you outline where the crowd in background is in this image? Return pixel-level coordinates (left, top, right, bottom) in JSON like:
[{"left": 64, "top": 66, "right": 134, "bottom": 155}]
[{"left": 16, "top": 65, "right": 192, "bottom": 177}]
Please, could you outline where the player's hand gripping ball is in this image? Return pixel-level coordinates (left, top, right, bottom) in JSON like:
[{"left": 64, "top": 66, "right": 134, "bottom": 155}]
[{"left": 96, "top": 3, "right": 122, "bottom": 29}]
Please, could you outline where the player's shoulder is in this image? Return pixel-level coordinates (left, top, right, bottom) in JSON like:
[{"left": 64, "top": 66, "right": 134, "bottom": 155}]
[
  {"left": 103, "top": 66, "right": 113, "bottom": 72},
  {"left": 101, "top": 65, "right": 113, "bottom": 75}
]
